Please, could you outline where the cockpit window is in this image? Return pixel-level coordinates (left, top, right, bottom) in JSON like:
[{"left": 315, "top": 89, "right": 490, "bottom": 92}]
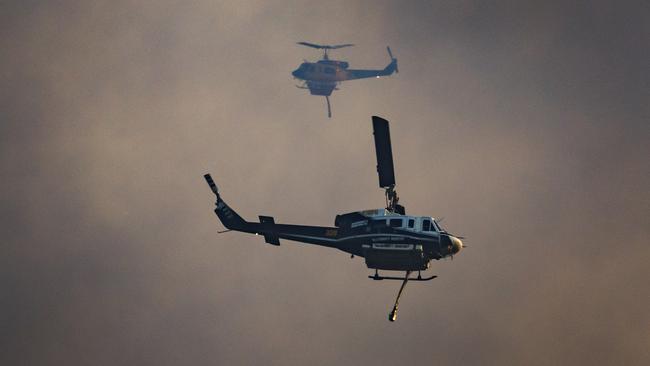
[
  {"left": 432, "top": 221, "right": 441, "bottom": 232},
  {"left": 389, "top": 218, "right": 402, "bottom": 227},
  {"left": 422, "top": 220, "right": 431, "bottom": 231}
]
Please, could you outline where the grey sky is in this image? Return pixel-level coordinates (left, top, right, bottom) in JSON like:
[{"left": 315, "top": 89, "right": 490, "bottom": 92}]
[{"left": 2, "top": 1, "right": 649, "bottom": 365}]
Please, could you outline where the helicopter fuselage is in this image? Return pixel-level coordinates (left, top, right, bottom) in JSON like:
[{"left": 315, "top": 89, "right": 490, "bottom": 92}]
[
  {"left": 293, "top": 58, "right": 397, "bottom": 85},
  {"left": 210, "top": 195, "right": 462, "bottom": 272},
  {"left": 292, "top": 60, "right": 351, "bottom": 83},
  {"left": 333, "top": 209, "right": 461, "bottom": 270}
]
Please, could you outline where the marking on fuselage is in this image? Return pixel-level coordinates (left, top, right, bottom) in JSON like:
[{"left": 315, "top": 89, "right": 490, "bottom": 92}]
[
  {"left": 372, "top": 243, "right": 413, "bottom": 251},
  {"left": 351, "top": 220, "right": 368, "bottom": 228},
  {"left": 217, "top": 201, "right": 234, "bottom": 219}
]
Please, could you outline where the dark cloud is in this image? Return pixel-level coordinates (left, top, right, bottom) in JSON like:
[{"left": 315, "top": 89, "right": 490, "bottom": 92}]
[{"left": 1, "top": 1, "right": 648, "bottom": 365}]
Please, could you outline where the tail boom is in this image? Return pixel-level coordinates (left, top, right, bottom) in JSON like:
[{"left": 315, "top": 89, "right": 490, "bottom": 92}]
[{"left": 204, "top": 174, "right": 340, "bottom": 248}]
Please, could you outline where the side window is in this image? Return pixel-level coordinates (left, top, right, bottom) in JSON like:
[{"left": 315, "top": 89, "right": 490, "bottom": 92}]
[
  {"left": 408, "top": 219, "right": 414, "bottom": 228},
  {"left": 422, "top": 220, "right": 431, "bottom": 231},
  {"left": 389, "top": 219, "right": 402, "bottom": 227}
]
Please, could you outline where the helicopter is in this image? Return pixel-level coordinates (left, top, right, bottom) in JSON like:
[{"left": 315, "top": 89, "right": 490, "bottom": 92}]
[
  {"left": 203, "top": 116, "right": 463, "bottom": 321},
  {"left": 292, "top": 42, "right": 398, "bottom": 118}
]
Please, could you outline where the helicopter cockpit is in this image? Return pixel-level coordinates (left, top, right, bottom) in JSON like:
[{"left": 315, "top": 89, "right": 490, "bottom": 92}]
[
  {"left": 292, "top": 63, "right": 310, "bottom": 78},
  {"left": 420, "top": 217, "right": 442, "bottom": 233}
]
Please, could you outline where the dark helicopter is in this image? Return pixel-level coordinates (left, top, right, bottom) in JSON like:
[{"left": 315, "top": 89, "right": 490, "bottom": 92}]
[
  {"left": 203, "top": 116, "right": 463, "bottom": 321},
  {"left": 292, "top": 42, "right": 398, "bottom": 118}
]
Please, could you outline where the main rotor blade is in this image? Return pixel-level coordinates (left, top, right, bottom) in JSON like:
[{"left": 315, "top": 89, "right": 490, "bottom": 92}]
[
  {"left": 372, "top": 116, "right": 396, "bottom": 188},
  {"left": 297, "top": 42, "right": 354, "bottom": 50},
  {"left": 329, "top": 43, "right": 354, "bottom": 49},
  {"left": 297, "top": 41, "right": 324, "bottom": 49}
]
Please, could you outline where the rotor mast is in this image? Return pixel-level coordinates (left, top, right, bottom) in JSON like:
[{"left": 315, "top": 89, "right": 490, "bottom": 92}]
[{"left": 385, "top": 185, "right": 400, "bottom": 213}]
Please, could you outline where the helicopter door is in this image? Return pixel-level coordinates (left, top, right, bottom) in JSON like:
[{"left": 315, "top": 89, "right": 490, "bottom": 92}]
[{"left": 370, "top": 219, "right": 388, "bottom": 233}]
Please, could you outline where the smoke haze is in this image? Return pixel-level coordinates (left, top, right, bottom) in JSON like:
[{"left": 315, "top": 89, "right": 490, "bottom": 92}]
[{"left": 2, "top": 1, "right": 648, "bottom": 365}]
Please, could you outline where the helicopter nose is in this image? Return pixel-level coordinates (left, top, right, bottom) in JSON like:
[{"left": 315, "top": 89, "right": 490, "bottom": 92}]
[
  {"left": 450, "top": 236, "right": 463, "bottom": 255},
  {"left": 292, "top": 69, "right": 300, "bottom": 78}
]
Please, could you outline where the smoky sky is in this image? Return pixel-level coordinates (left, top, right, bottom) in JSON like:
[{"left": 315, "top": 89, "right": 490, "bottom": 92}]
[{"left": 1, "top": 1, "right": 649, "bottom": 365}]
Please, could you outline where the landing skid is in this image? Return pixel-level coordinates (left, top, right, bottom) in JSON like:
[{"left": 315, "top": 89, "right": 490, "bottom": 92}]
[
  {"left": 369, "top": 269, "right": 437, "bottom": 322},
  {"left": 368, "top": 272, "right": 437, "bottom": 281}
]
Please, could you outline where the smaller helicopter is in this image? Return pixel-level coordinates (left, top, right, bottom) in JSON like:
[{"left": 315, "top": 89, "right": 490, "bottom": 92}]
[
  {"left": 203, "top": 116, "right": 464, "bottom": 321},
  {"left": 292, "top": 42, "right": 398, "bottom": 118}
]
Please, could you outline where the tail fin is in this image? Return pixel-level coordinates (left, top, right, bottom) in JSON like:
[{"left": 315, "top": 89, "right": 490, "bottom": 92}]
[
  {"left": 203, "top": 174, "right": 248, "bottom": 231},
  {"left": 384, "top": 59, "right": 398, "bottom": 75},
  {"left": 383, "top": 46, "right": 398, "bottom": 75}
]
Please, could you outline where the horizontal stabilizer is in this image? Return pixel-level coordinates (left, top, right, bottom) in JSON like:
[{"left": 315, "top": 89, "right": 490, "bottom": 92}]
[
  {"left": 263, "top": 234, "right": 280, "bottom": 246},
  {"left": 259, "top": 216, "right": 280, "bottom": 245}
]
